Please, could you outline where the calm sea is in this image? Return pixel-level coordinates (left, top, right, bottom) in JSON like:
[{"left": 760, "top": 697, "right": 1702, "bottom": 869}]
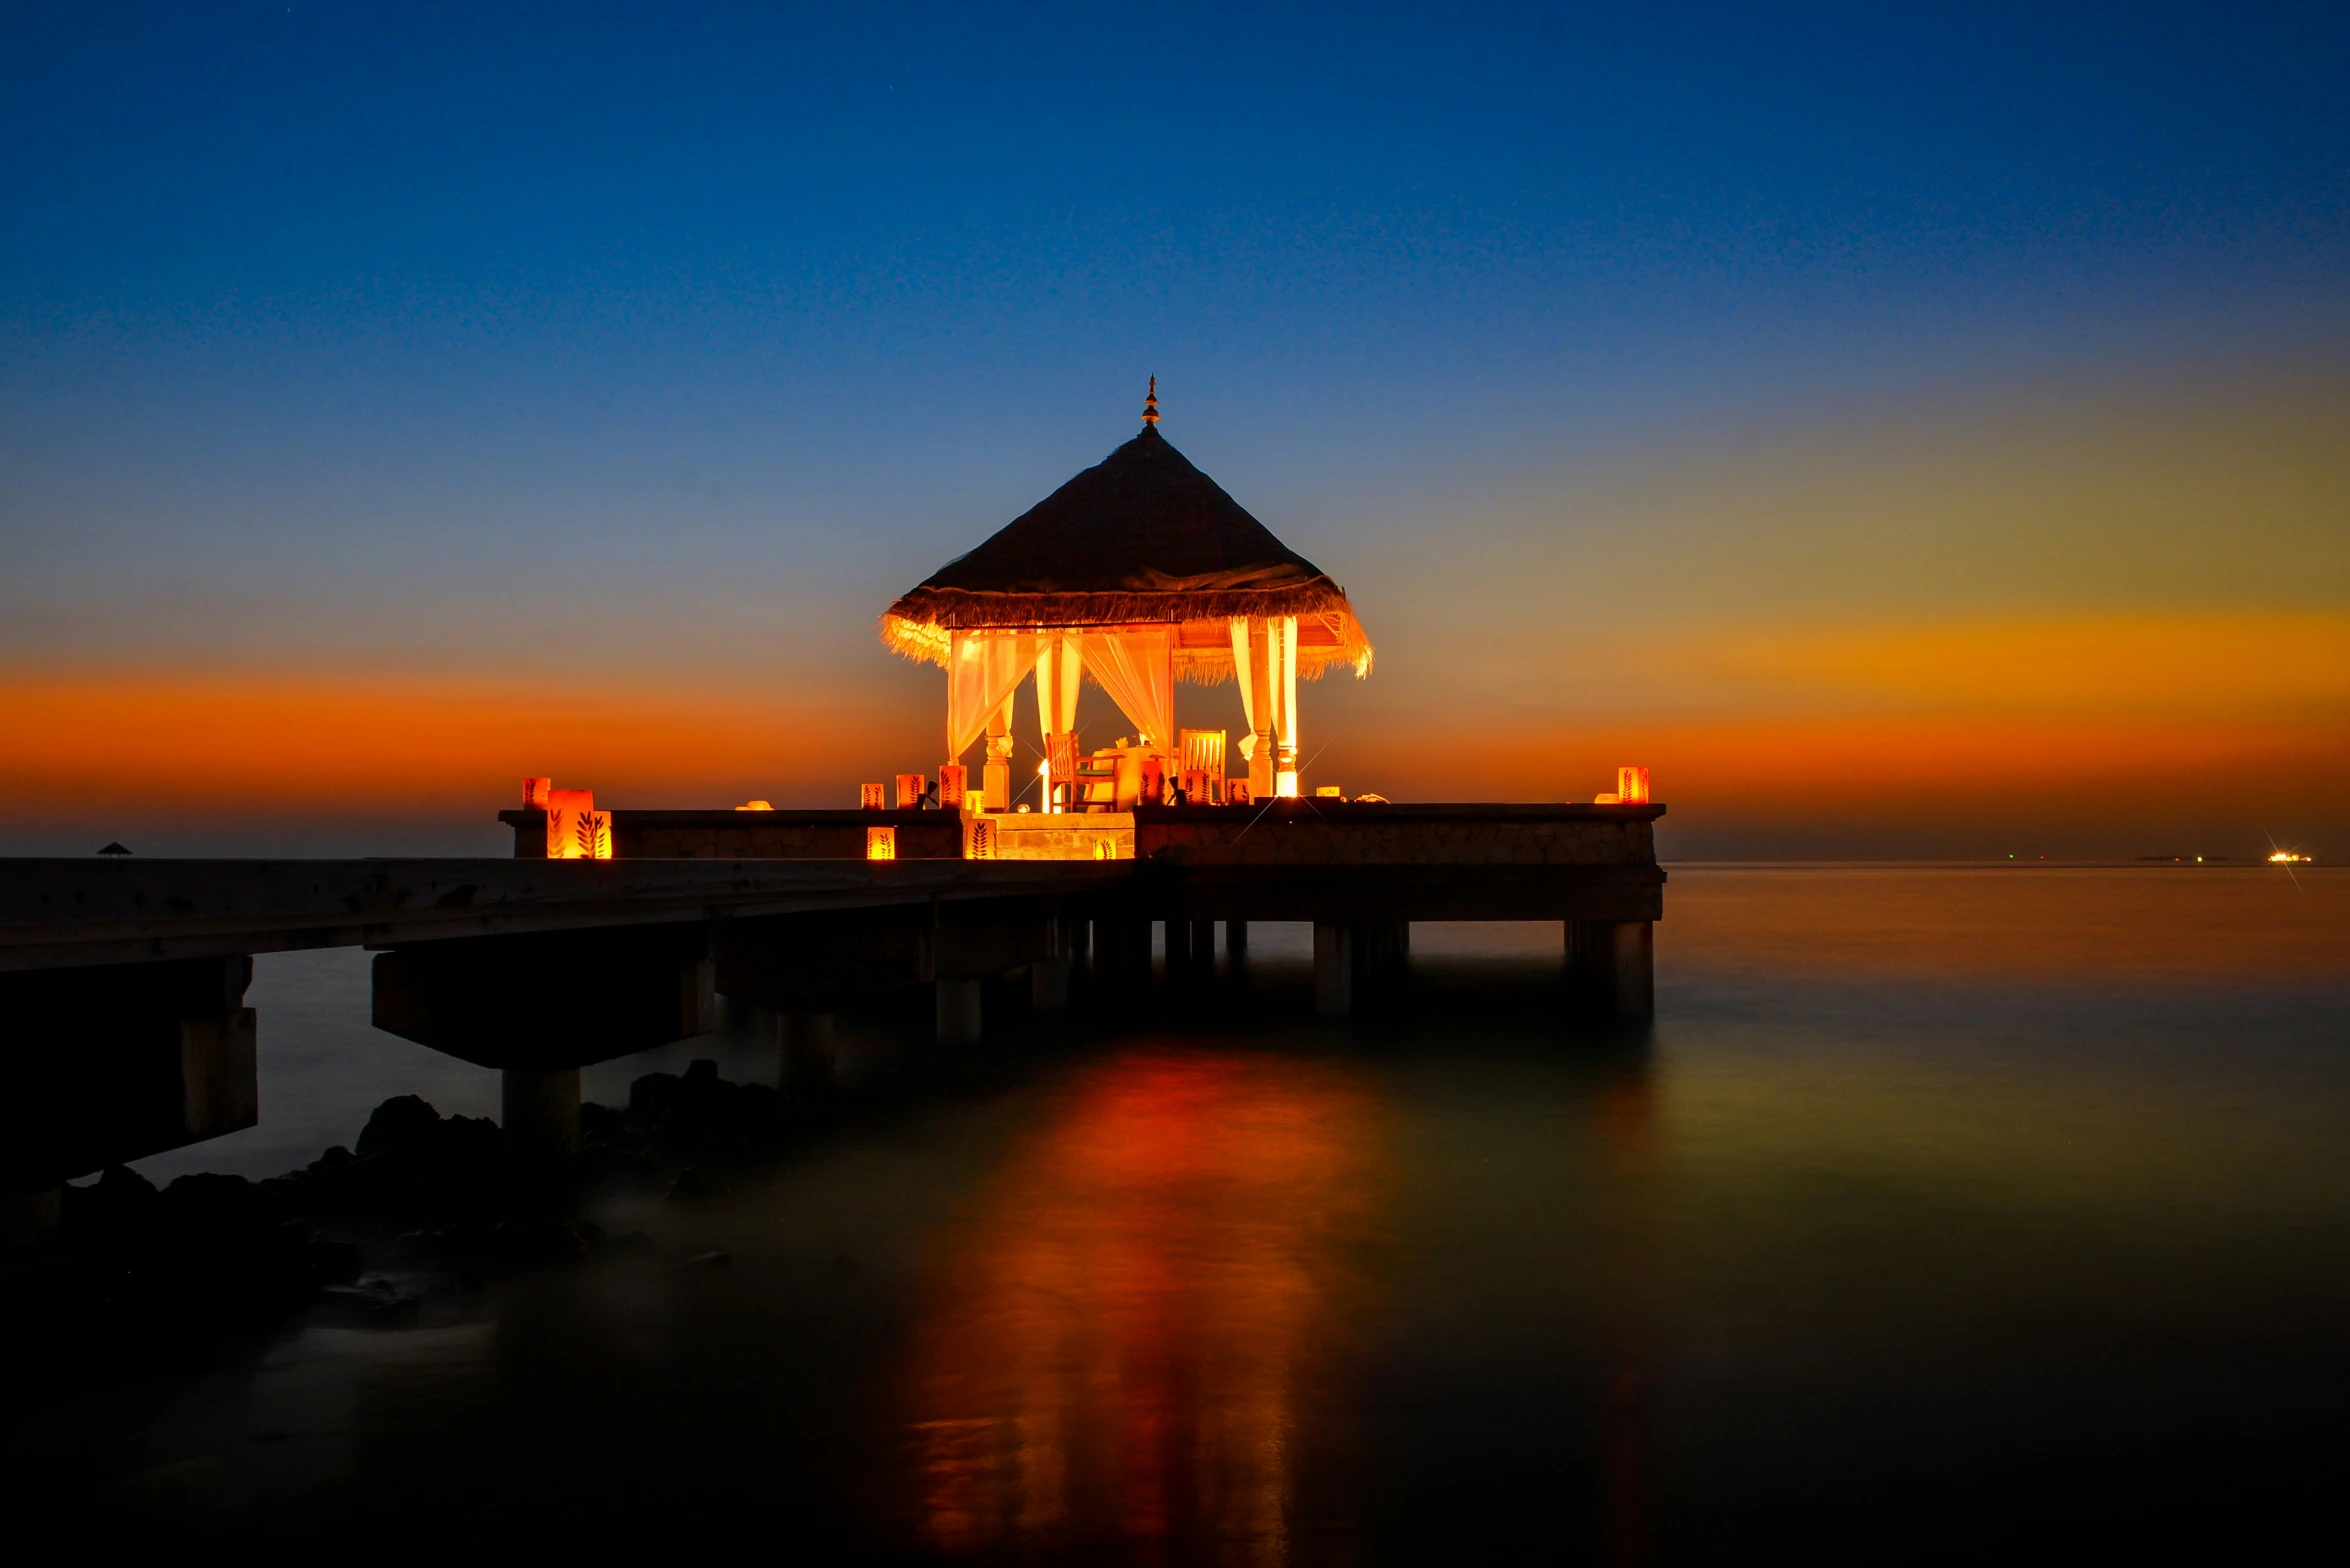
[{"left": 12, "top": 866, "right": 2349, "bottom": 1559}]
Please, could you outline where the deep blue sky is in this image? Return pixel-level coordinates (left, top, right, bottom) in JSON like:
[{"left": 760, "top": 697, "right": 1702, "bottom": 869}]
[
  {"left": 4, "top": 2, "right": 2347, "bottom": 854},
  {"left": 8, "top": 3, "right": 2343, "bottom": 558}
]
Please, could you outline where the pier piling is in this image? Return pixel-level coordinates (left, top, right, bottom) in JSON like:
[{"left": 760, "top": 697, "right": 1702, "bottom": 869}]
[{"left": 1314, "top": 922, "right": 1353, "bottom": 1017}]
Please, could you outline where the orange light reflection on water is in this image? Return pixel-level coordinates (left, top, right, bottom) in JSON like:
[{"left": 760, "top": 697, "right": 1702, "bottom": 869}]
[{"left": 895, "top": 1049, "right": 1385, "bottom": 1562}]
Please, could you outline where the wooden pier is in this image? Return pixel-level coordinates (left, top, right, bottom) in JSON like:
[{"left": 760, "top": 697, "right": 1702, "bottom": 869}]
[{"left": 1, "top": 799, "right": 1661, "bottom": 1239}]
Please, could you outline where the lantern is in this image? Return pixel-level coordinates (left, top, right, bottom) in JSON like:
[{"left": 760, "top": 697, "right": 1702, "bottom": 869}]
[
  {"left": 938, "top": 764, "right": 968, "bottom": 808},
  {"left": 897, "top": 773, "right": 927, "bottom": 808},
  {"left": 860, "top": 782, "right": 886, "bottom": 810},
  {"left": 966, "top": 818, "right": 997, "bottom": 860},
  {"left": 546, "top": 788, "right": 611, "bottom": 860},
  {"left": 867, "top": 825, "right": 897, "bottom": 860},
  {"left": 522, "top": 776, "right": 552, "bottom": 809},
  {"left": 1617, "top": 766, "right": 1651, "bottom": 805}
]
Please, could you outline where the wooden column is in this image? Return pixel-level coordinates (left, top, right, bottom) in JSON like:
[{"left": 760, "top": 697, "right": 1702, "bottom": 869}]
[
  {"left": 1568, "top": 920, "right": 1654, "bottom": 1022},
  {"left": 1313, "top": 921, "right": 1352, "bottom": 1018}
]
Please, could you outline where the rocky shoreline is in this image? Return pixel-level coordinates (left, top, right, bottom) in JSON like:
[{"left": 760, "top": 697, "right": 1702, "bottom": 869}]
[{"left": 2, "top": 1058, "right": 807, "bottom": 1402}]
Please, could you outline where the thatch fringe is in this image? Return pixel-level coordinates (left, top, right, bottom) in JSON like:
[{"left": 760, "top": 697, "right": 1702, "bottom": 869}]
[
  {"left": 878, "top": 606, "right": 1373, "bottom": 681},
  {"left": 886, "top": 580, "right": 1356, "bottom": 631}
]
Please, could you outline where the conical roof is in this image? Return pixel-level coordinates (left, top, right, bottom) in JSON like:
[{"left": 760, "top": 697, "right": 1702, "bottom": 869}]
[{"left": 881, "top": 410, "right": 1371, "bottom": 681}]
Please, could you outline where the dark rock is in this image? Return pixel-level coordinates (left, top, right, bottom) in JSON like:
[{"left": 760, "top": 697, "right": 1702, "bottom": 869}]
[
  {"left": 632, "top": 1061, "right": 783, "bottom": 1159},
  {"left": 61, "top": 1164, "right": 161, "bottom": 1245},
  {"left": 579, "top": 1101, "right": 629, "bottom": 1142},
  {"left": 306, "top": 1237, "right": 363, "bottom": 1285},
  {"left": 161, "top": 1172, "right": 283, "bottom": 1233},
  {"left": 356, "top": 1095, "right": 443, "bottom": 1158},
  {"left": 314, "top": 1280, "right": 421, "bottom": 1329}
]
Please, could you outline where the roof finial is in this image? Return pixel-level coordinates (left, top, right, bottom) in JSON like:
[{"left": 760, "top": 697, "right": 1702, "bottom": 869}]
[{"left": 1141, "top": 375, "right": 1159, "bottom": 426}]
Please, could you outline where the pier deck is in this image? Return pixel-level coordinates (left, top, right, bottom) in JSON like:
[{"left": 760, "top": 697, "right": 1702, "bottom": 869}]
[{"left": 1, "top": 801, "right": 1663, "bottom": 1209}]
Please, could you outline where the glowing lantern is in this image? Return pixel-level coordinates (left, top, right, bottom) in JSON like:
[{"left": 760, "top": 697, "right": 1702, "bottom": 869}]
[
  {"left": 522, "top": 776, "right": 552, "bottom": 809},
  {"left": 860, "top": 782, "right": 886, "bottom": 810},
  {"left": 966, "top": 818, "right": 997, "bottom": 860},
  {"left": 1226, "top": 780, "right": 1253, "bottom": 807},
  {"left": 1617, "top": 766, "right": 1651, "bottom": 805},
  {"left": 896, "top": 773, "right": 927, "bottom": 808},
  {"left": 867, "top": 825, "right": 896, "bottom": 860},
  {"left": 938, "top": 764, "right": 967, "bottom": 808},
  {"left": 546, "top": 788, "right": 611, "bottom": 860}
]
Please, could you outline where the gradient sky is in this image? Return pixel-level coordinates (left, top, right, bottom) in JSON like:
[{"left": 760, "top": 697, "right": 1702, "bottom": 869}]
[{"left": 3, "top": 1, "right": 2345, "bottom": 858}]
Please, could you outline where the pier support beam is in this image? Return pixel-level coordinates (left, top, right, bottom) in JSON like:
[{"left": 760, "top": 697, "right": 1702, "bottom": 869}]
[
  {"left": 1353, "top": 921, "right": 1410, "bottom": 1008},
  {"left": 936, "top": 978, "right": 983, "bottom": 1044},
  {"left": 501, "top": 1067, "right": 581, "bottom": 1160},
  {"left": 1189, "top": 920, "right": 1217, "bottom": 975},
  {"left": 0, "top": 956, "right": 259, "bottom": 1213},
  {"left": 1568, "top": 920, "right": 1654, "bottom": 1022},
  {"left": 1092, "top": 919, "right": 1150, "bottom": 991},
  {"left": 1314, "top": 922, "right": 1353, "bottom": 1018},
  {"left": 779, "top": 1011, "right": 836, "bottom": 1092}
]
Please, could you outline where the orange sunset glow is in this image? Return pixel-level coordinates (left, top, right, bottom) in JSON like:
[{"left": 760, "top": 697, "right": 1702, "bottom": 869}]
[{"left": 10, "top": 602, "right": 2336, "bottom": 857}]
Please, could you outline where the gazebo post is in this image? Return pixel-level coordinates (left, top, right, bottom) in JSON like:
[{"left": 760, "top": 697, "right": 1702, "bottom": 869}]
[
  {"left": 1248, "top": 618, "right": 1277, "bottom": 800},
  {"left": 984, "top": 699, "right": 1014, "bottom": 811}
]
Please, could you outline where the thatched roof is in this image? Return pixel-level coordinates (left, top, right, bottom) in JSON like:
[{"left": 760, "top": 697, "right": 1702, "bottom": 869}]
[{"left": 881, "top": 414, "right": 1371, "bottom": 682}]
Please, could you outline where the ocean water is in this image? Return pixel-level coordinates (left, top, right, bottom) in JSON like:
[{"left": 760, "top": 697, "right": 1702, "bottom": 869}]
[{"left": 13, "top": 866, "right": 2350, "bottom": 1558}]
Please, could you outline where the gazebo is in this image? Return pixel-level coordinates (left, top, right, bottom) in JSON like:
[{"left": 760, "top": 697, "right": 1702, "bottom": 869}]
[{"left": 882, "top": 381, "right": 1372, "bottom": 811}]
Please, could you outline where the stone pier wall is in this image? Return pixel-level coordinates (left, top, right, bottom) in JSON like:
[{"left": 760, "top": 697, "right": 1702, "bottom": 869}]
[{"left": 1134, "top": 802, "right": 1659, "bottom": 867}]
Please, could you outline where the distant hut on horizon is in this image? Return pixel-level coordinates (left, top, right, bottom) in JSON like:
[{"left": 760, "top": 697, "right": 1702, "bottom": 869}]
[{"left": 881, "top": 380, "right": 1371, "bottom": 809}]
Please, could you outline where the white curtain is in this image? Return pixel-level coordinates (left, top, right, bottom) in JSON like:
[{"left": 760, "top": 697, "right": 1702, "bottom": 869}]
[
  {"left": 1033, "top": 634, "right": 1082, "bottom": 738},
  {"left": 948, "top": 630, "right": 1039, "bottom": 761},
  {"left": 1080, "top": 627, "right": 1175, "bottom": 749},
  {"left": 1229, "top": 616, "right": 1257, "bottom": 762}
]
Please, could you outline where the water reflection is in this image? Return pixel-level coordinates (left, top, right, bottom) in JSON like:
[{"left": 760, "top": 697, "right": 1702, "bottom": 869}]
[{"left": 894, "top": 1048, "right": 1385, "bottom": 1561}]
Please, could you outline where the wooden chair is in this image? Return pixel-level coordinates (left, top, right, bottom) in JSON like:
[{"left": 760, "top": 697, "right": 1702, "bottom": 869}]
[
  {"left": 1179, "top": 728, "right": 1226, "bottom": 777},
  {"left": 1074, "top": 749, "right": 1120, "bottom": 809}
]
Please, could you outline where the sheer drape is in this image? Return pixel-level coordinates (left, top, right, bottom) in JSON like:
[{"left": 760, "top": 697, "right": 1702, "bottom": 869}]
[
  {"left": 948, "top": 631, "right": 1039, "bottom": 761},
  {"left": 1229, "top": 616, "right": 1257, "bottom": 762},
  {"left": 1079, "top": 628, "right": 1175, "bottom": 749},
  {"left": 1033, "top": 634, "right": 1082, "bottom": 738}
]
